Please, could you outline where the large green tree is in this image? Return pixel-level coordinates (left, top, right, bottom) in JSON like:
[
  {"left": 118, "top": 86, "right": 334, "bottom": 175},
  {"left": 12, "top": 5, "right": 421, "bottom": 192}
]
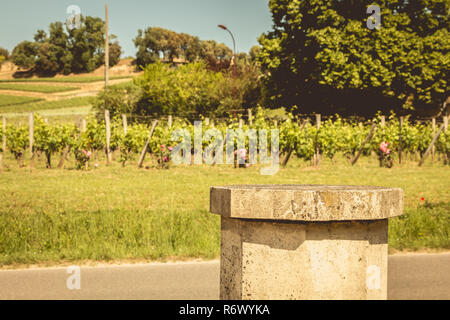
[
  {"left": 134, "top": 27, "right": 233, "bottom": 69},
  {"left": 12, "top": 16, "right": 122, "bottom": 76},
  {"left": 11, "top": 41, "right": 39, "bottom": 70},
  {"left": 94, "top": 59, "right": 264, "bottom": 118},
  {"left": 258, "top": 0, "right": 449, "bottom": 116}
]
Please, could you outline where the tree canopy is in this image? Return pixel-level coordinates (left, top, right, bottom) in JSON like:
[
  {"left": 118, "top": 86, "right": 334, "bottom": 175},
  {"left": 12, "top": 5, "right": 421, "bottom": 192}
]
[
  {"left": 133, "top": 27, "right": 233, "bottom": 71},
  {"left": 0, "top": 47, "right": 9, "bottom": 62},
  {"left": 12, "top": 16, "right": 122, "bottom": 76},
  {"left": 94, "top": 59, "right": 263, "bottom": 118},
  {"left": 258, "top": 0, "right": 449, "bottom": 116}
]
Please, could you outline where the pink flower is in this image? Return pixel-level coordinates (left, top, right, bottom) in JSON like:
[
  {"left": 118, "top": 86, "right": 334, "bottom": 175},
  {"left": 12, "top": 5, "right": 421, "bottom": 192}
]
[
  {"left": 237, "top": 149, "right": 247, "bottom": 160},
  {"left": 380, "top": 142, "right": 390, "bottom": 154},
  {"left": 160, "top": 144, "right": 166, "bottom": 151},
  {"left": 168, "top": 146, "right": 173, "bottom": 152},
  {"left": 163, "top": 156, "right": 169, "bottom": 162},
  {"left": 94, "top": 163, "right": 99, "bottom": 168},
  {"left": 86, "top": 151, "right": 92, "bottom": 158}
]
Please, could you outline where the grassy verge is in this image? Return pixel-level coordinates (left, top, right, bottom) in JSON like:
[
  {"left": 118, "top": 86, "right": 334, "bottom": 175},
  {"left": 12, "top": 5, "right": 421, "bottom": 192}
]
[
  {"left": 0, "top": 94, "right": 43, "bottom": 107},
  {"left": 0, "top": 96, "right": 92, "bottom": 114},
  {"left": 0, "top": 209, "right": 220, "bottom": 265},
  {"left": 0, "top": 83, "right": 80, "bottom": 93},
  {"left": 0, "top": 76, "right": 132, "bottom": 83},
  {"left": 389, "top": 202, "right": 449, "bottom": 250},
  {"left": 0, "top": 156, "right": 448, "bottom": 266}
]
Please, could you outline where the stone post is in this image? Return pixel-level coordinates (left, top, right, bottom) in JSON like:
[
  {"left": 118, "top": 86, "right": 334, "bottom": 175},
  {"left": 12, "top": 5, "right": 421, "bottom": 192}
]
[{"left": 210, "top": 185, "right": 403, "bottom": 300}]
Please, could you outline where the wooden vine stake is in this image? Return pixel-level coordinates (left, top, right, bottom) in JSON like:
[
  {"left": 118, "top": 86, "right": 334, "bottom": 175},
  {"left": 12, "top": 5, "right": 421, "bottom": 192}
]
[
  {"left": 29, "top": 112, "right": 34, "bottom": 169},
  {"left": 122, "top": 114, "right": 128, "bottom": 135},
  {"left": 105, "top": 110, "right": 112, "bottom": 164},
  {"left": 314, "top": 114, "right": 321, "bottom": 166},
  {"left": 398, "top": 116, "right": 404, "bottom": 164},
  {"left": 57, "top": 146, "right": 71, "bottom": 169},
  {"left": 443, "top": 115, "right": 449, "bottom": 165},
  {"left": 0, "top": 116, "right": 5, "bottom": 171},
  {"left": 419, "top": 123, "right": 445, "bottom": 167},
  {"left": 351, "top": 123, "right": 377, "bottom": 166},
  {"left": 137, "top": 120, "right": 158, "bottom": 168}
]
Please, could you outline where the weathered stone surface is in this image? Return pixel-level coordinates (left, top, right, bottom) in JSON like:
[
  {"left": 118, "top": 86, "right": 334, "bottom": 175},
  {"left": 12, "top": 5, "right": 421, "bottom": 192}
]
[
  {"left": 213, "top": 185, "right": 403, "bottom": 300},
  {"left": 211, "top": 185, "right": 403, "bottom": 221},
  {"left": 220, "top": 217, "right": 388, "bottom": 300}
]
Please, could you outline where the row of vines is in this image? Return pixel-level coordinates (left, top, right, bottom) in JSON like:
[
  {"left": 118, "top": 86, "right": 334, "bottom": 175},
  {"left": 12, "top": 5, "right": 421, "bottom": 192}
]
[{"left": 0, "top": 108, "right": 449, "bottom": 169}]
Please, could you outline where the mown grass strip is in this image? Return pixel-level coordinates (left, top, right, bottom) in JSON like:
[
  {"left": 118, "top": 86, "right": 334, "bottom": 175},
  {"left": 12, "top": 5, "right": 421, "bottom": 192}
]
[
  {"left": 0, "top": 83, "right": 80, "bottom": 93},
  {"left": 108, "top": 80, "right": 135, "bottom": 90},
  {"left": 0, "top": 96, "right": 92, "bottom": 114},
  {"left": 0, "top": 94, "right": 43, "bottom": 107},
  {"left": 0, "top": 75, "right": 133, "bottom": 84}
]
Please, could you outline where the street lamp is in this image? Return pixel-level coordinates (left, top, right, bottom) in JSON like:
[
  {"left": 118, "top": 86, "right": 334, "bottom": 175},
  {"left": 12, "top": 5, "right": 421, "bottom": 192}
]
[{"left": 218, "top": 24, "right": 237, "bottom": 118}]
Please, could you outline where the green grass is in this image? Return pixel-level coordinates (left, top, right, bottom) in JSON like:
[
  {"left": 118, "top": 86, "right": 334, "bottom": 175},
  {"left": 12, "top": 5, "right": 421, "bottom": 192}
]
[
  {"left": 0, "top": 155, "right": 448, "bottom": 266},
  {"left": 389, "top": 202, "right": 449, "bottom": 250},
  {"left": 0, "top": 83, "right": 80, "bottom": 93},
  {"left": 0, "top": 94, "right": 43, "bottom": 107},
  {"left": 0, "top": 96, "right": 93, "bottom": 114},
  {"left": 109, "top": 80, "right": 135, "bottom": 89},
  {"left": 0, "top": 75, "right": 133, "bottom": 83}
]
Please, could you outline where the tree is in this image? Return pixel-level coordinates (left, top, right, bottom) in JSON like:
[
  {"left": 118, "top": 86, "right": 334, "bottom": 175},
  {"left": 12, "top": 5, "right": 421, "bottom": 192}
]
[
  {"left": 133, "top": 27, "right": 233, "bottom": 68},
  {"left": 68, "top": 15, "right": 107, "bottom": 73},
  {"left": 34, "top": 30, "right": 47, "bottom": 43},
  {"left": 199, "top": 40, "right": 233, "bottom": 72},
  {"left": 11, "top": 15, "right": 121, "bottom": 76},
  {"left": 180, "top": 33, "right": 201, "bottom": 62},
  {"left": 12, "top": 41, "right": 39, "bottom": 70},
  {"left": 0, "top": 47, "right": 10, "bottom": 60},
  {"left": 95, "top": 60, "right": 263, "bottom": 118},
  {"left": 249, "top": 45, "right": 261, "bottom": 62},
  {"left": 109, "top": 41, "right": 122, "bottom": 67},
  {"left": 134, "top": 27, "right": 172, "bottom": 67},
  {"left": 258, "top": 0, "right": 449, "bottom": 116},
  {"left": 135, "top": 61, "right": 225, "bottom": 116},
  {"left": 93, "top": 83, "right": 141, "bottom": 120}
]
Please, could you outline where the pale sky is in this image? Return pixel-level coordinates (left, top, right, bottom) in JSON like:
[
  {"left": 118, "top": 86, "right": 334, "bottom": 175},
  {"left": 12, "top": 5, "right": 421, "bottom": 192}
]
[{"left": 0, "top": 0, "right": 273, "bottom": 57}]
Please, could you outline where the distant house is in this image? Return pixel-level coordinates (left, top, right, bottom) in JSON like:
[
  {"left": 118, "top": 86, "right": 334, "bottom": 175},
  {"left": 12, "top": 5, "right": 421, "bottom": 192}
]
[{"left": 160, "top": 57, "right": 188, "bottom": 68}]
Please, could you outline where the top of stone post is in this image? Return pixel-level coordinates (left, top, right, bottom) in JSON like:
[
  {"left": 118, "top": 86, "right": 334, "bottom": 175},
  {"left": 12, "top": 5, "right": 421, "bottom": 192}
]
[{"left": 210, "top": 185, "right": 403, "bottom": 221}]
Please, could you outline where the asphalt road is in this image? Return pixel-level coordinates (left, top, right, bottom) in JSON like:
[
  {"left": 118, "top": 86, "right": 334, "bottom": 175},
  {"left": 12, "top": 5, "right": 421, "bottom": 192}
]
[{"left": 0, "top": 253, "right": 448, "bottom": 300}]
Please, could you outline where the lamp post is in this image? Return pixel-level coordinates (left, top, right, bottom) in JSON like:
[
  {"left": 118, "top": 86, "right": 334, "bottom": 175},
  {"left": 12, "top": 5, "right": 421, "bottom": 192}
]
[{"left": 218, "top": 24, "right": 237, "bottom": 118}]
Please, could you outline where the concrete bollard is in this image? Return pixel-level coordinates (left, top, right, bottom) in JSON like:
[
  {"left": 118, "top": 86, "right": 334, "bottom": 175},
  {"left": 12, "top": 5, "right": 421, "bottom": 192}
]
[{"left": 210, "top": 185, "right": 403, "bottom": 300}]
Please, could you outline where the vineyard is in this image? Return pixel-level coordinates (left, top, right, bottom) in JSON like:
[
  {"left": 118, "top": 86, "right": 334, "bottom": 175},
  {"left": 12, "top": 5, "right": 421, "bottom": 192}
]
[{"left": 0, "top": 108, "right": 449, "bottom": 170}]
